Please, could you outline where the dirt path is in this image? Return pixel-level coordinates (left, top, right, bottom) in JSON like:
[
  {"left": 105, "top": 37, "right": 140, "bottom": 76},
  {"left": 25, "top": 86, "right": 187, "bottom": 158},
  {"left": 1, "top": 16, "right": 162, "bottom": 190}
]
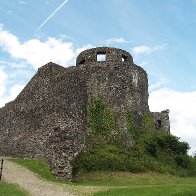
[{"left": 1, "top": 159, "right": 74, "bottom": 196}]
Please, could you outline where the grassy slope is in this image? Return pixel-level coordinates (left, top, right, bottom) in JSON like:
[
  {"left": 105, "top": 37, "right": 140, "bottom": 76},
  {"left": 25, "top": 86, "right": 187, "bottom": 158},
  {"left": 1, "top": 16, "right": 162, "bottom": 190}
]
[
  {"left": 0, "top": 182, "right": 29, "bottom": 196},
  {"left": 94, "top": 185, "right": 196, "bottom": 196},
  {"left": 8, "top": 158, "right": 196, "bottom": 196},
  {"left": 74, "top": 171, "right": 196, "bottom": 186}
]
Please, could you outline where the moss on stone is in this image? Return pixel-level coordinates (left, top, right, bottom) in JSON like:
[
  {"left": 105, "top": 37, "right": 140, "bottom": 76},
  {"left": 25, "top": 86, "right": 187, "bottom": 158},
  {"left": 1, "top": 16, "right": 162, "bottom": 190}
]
[
  {"left": 142, "top": 113, "right": 155, "bottom": 131},
  {"left": 88, "top": 98, "right": 116, "bottom": 136}
]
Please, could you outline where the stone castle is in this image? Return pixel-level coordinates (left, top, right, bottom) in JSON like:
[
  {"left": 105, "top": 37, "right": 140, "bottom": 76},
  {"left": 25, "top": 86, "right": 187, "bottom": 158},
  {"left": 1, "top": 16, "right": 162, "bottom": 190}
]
[{"left": 0, "top": 47, "right": 170, "bottom": 180}]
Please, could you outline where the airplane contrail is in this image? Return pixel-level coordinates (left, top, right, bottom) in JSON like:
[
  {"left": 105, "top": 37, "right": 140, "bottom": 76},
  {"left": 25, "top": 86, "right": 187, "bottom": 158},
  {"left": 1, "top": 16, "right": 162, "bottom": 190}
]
[{"left": 36, "top": 0, "right": 69, "bottom": 32}]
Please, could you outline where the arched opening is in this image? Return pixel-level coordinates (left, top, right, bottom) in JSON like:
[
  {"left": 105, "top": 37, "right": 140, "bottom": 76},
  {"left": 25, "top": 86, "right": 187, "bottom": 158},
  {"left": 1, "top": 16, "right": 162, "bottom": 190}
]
[
  {"left": 156, "top": 119, "right": 162, "bottom": 128},
  {"left": 79, "top": 59, "right": 85, "bottom": 65}
]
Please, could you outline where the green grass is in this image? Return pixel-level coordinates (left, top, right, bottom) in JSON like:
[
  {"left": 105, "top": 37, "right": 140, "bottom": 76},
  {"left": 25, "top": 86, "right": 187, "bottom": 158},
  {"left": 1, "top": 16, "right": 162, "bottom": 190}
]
[
  {"left": 74, "top": 171, "right": 196, "bottom": 186},
  {"left": 8, "top": 158, "right": 196, "bottom": 196},
  {"left": 0, "top": 182, "right": 29, "bottom": 196},
  {"left": 94, "top": 185, "right": 196, "bottom": 196},
  {"left": 8, "top": 158, "right": 196, "bottom": 187}
]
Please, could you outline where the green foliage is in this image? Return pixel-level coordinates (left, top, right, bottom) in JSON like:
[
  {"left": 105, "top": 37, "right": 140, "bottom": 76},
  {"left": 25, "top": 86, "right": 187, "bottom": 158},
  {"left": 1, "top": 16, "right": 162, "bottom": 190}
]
[
  {"left": 142, "top": 113, "right": 155, "bottom": 131},
  {"left": 138, "top": 131, "right": 189, "bottom": 156},
  {"left": 188, "top": 157, "right": 196, "bottom": 176},
  {"left": 193, "top": 151, "right": 196, "bottom": 158},
  {"left": 126, "top": 111, "right": 138, "bottom": 139},
  {"left": 73, "top": 130, "right": 196, "bottom": 177},
  {"left": 73, "top": 145, "right": 127, "bottom": 175},
  {"left": 88, "top": 98, "right": 116, "bottom": 136},
  {"left": 136, "top": 131, "right": 191, "bottom": 172},
  {"left": 75, "top": 99, "right": 196, "bottom": 178},
  {"left": 87, "top": 97, "right": 124, "bottom": 145},
  {"left": 0, "top": 182, "right": 28, "bottom": 196}
]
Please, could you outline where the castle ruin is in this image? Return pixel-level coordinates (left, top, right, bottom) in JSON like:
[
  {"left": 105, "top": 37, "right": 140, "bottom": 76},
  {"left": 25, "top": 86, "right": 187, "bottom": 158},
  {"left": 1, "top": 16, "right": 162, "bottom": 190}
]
[{"left": 0, "top": 47, "right": 170, "bottom": 180}]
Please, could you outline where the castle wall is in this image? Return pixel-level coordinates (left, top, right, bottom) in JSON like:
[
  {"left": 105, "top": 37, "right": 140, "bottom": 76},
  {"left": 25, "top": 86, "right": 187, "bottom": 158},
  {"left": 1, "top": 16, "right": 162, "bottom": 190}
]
[
  {"left": 151, "top": 110, "right": 170, "bottom": 132},
  {"left": 0, "top": 63, "right": 87, "bottom": 171},
  {"left": 77, "top": 47, "right": 149, "bottom": 146},
  {"left": 77, "top": 47, "right": 149, "bottom": 113},
  {"left": 0, "top": 47, "right": 170, "bottom": 180}
]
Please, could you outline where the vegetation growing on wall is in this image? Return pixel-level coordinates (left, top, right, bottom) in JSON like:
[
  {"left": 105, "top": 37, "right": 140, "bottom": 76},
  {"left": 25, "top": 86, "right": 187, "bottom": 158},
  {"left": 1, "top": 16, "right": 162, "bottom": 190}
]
[
  {"left": 72, "top": 98, "right": 196, "bottom": 177},
  {"left": 142, "top": 113, "right": 156, "bottom": 131},
  {"left": 126, "top": 111, "right": 138, "bottom": 140},
  {"left": 73, "top": 130, "right": 196, "bottom": 177},
  {"left": 87, "top": 97, "right": 124, "bottom": 145},
  {"left": 88, "top": 98, "right": 116, "bottom": 136},
  {"left": 74, "top": 104, "right": 196, "bottom": 177}
]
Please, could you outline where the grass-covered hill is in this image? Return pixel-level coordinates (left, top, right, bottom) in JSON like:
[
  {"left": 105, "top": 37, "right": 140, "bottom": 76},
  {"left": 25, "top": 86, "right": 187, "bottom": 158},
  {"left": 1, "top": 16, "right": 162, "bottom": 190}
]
[
  {"left": 73, "top": 131, "right": 196, "bottom": 177},
  {"left": 73, "top": 98, "right": 196, "bottom": 177}
]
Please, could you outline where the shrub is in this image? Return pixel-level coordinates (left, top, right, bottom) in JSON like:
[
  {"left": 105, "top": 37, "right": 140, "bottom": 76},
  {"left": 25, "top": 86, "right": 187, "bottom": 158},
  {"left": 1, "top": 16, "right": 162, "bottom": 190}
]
[
  {"left": 73, "top": 145, "right": 128, "bottom": 175},
  {"left": 73, "top": 129, "right": 195, "bottom": 177},
  {"left": 73, "top": 101, "right": 196, "bottom": 177},
  {"left": 189, "top": 157, "right": 196, "bottom": 176},
  {"left": 175, "top": 154, "right": 190, "bottom": 168}
]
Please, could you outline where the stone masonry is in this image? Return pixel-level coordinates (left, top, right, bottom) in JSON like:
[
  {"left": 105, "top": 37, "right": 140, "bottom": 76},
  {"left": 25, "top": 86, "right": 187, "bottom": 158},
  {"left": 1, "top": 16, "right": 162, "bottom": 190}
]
[{"left": 0, "top": 47, "right": 170, "bottom": 180}]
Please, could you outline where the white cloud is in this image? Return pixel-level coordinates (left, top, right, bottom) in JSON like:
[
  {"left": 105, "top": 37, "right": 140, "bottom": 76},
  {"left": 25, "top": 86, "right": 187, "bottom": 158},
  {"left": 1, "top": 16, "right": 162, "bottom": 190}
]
[
  {"left": 0, "top": 84, "right": 25, "bottom": 107},
  {"left": 0, "top": 60, "right": 27, "bottom": 68},
  {"left": 0, "top": 25, "right": 20, "bottom": 51},
  {"left": 149, "top": 77, "right": 167, "bottom": 91},
  {"left": 75, "top": 44, "right": 94, "bottom": 55},
  {"left": 0, "top": 25, "right": 94, "bottom": 107},
  {"left": 9, "top": 84, "right": 25, "bottom": 100},
  {"left": 0, "top": 67, "right": 23, "bottom": 108},
  {"left": 0, "top": 25, "right": 97, "bottom": 107},
  {"left": 0, "top": 25, "right": 76, "bottom": 69},
  {"left": 0, "top": 68, "right": 7, "bottom": 97},
  {"left": 0, "top": 68, "right": 7, "bottom": 84},
  {"left": 132, "top": 43, "right": 167, "bottom": 55},
  {"left": 105, "top": 37, "right": 127, "bottom": 44},
  {"left": 139, "top": 61, "right": 148, "bottom": 67},
  {"left": 149, "top": 87, "right": 196, "bottom": 154},
  {"left": 9, "top": 69, "right": 33, "bottom": 80}
]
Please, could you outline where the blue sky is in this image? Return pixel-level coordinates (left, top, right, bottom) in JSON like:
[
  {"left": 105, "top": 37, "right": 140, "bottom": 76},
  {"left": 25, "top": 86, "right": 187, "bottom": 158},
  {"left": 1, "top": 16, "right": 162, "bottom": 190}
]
[{"left": 0, "top": 0, "right": 196, "bottom": 154}]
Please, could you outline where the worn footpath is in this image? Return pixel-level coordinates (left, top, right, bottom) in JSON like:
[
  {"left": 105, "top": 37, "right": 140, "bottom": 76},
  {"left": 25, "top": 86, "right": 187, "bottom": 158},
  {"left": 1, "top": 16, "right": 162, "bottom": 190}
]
[{"left": 1, "top": 158, "right": 74, "bottom": 196}]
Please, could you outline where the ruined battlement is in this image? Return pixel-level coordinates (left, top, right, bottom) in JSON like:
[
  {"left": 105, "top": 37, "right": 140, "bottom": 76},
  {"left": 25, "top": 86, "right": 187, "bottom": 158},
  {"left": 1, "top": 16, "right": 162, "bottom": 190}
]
[
  {"left": 0, "top": 47, "right": 170, "bottom": 180},
  {"left": 76, "top": 47, "right": 133, "bottom": 66}
]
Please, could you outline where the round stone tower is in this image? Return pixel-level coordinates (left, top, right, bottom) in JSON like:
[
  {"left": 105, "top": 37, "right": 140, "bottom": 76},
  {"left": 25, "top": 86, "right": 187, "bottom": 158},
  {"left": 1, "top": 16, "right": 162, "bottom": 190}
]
[{"left": 76, "top": 47, "right": 149, "bottom": 136}]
